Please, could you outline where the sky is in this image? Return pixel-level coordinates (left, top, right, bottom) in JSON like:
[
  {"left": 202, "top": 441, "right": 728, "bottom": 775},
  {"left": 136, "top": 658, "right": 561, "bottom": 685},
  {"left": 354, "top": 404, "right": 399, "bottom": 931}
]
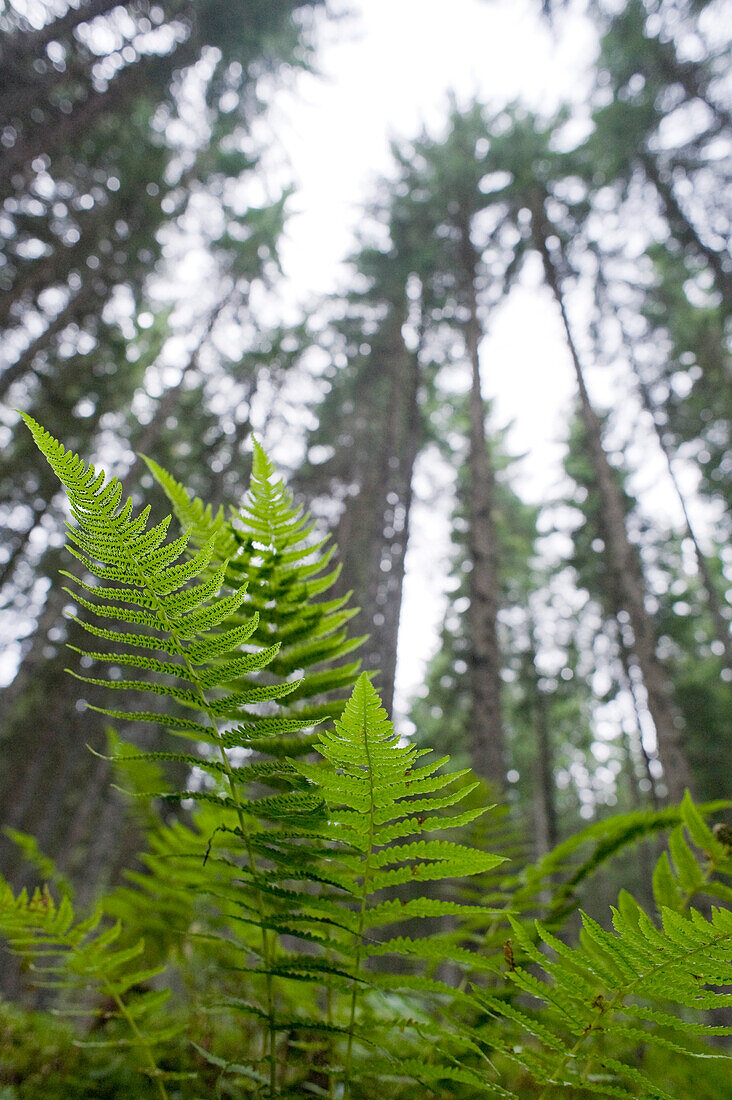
[{"left": 267, "top": 0, "right": 605, "bottom": 711}]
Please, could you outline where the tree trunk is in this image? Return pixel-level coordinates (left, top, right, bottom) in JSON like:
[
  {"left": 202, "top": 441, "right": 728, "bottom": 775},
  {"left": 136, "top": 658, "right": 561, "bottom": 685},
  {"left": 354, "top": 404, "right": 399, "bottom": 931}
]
[
  {"left": 640, "top": 152, "right": 732, "bottom": 305},
  {"left": 532, "top": 205, "right": 695, "bottom": 801},
  {"left": 614, "top": 620, "right": 661, "bottom": 809},
  {"left": 461, "top": 223, "right": 506, "bottom": 791},
  {"left": 333, "top": 307, "right": 421, "bottom": 716},
  {"left": 527, "top": 618, "right": 558, "bottom": 857},
  {"left": 599, "top": 286, "right": 732, "bottom": 671}
]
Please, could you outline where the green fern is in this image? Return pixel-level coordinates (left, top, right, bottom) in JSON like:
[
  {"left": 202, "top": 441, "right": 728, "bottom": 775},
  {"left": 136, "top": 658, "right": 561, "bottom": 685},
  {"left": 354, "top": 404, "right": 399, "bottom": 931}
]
[
  {"left": 17, "top": 415, "right": 732, "bottom": 1099},
  {"left": 0, "top": 878, "right": 179, "bottom": 1099},
  {"left": 470, "top": 900, "right": 731, "bottom": 1097},
  {"left": 20, "top": 414, "right": 330, "bottom": 1096},
  {"left": 291, "top": 673, "right": 506, "bottom": 1097},
  {"left": 652, "top": 792, "right": 732, "bottom": 913},
  {"left": 508, "top": 795, "right": 732, "bottom": 929},
  {"left": 145, "top": 439, "right": 366, "bottom": 739},
  {"left": 464, "top": 793, "right": 732, "bottom": 1098}
]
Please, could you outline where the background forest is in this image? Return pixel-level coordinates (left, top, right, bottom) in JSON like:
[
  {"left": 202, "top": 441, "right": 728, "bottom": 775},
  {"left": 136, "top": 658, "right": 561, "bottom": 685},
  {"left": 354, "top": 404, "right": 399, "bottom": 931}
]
[{"left": 0, "top": 0, "right": 730, "bottom": 1096}]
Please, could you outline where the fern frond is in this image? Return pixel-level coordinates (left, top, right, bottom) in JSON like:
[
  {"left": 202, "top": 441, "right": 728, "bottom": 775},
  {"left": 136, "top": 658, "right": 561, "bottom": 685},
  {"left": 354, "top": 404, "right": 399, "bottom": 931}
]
[
  {"left": 512, "top": 795, "right": 732, "bottom": 928},
  {"left": 22, "top": 415, "right": 341, "bottom": 1095},
  {"left": 292, "top": 674, "right": 505, "bottom": 1096},
  {"left": 0, "top": 878, "right": 174, "bottom": 1097},
  {"left": 469, "top": 880, "right": 732, "bottom": 1096},
  {"left": 651, "top": 792, "right": 732, "bottom": 912},
  {"left": 145, "top": 438, "right": 365, "bottom": 732}
]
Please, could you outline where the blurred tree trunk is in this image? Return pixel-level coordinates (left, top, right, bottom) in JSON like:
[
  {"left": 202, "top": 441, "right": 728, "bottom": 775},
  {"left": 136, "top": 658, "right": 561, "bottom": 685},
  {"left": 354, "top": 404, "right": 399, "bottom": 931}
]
[
  {"left": 460, "top": 221, "right": 506, "bottom": 792},
  {"left": 640, "top": 153, "right": 732, "bottom": 304},
  {"left": 530, "top": 199, "right": 695, "bottom": 801},
  {"left": 599, "top": 281, "right": 732, "bottom": 672},
  {"left": 526, "top": 621, "right": 558, "bottom": 858},
  {"left": 332, "top": 306, "right": 421, "bottom": 715}
]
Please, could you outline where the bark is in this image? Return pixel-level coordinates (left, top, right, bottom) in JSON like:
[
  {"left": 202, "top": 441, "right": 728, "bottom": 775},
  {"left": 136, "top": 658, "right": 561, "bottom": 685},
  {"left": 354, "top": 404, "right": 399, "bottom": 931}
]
[
  {"left": 333, "top": 306, "right": 421, "bottom": 715},
  {"left": 527, "top": 620, "right": 558, "bottom": 857},
  {"left": 531, "top": 201, "right": 695, "bottom": 801},
  {"left": 460, "top": 222, "right": 506, "bottom": 791},
  {"left": 374, "top": 335, "right": 421, "bottom": 714},
  {"left": 615, "top": 621, "right": 661, "bottom": 809}
]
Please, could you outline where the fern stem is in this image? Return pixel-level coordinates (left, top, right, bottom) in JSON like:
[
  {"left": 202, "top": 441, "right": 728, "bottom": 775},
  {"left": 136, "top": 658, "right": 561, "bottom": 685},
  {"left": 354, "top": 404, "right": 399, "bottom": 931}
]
[
  {"left": 106, "top": 984, "right": 169, "bottom": 1100},
  {"left": 343, "top": 704, "right": 377, "bottom": 1098},
  {"left": 168, "top": 664, "right": 278, "bottom": 1096}
]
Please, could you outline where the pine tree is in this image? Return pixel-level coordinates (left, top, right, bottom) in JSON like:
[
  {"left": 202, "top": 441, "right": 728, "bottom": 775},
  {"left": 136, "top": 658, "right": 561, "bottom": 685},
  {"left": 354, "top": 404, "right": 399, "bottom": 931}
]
[
  {"left": 298, "top": 194, "right": 428, "bottom": 715},
  {"left": 590, "top": 0, "right": 732, "bottom": 301}
]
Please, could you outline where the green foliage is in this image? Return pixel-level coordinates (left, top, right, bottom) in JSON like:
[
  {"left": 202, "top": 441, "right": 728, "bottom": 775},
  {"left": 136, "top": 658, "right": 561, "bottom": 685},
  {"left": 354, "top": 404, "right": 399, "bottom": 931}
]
[
  {"left": 144, "top": 438, "right": 366, "bottom": 734},
  {"left": 475, "top": 899, "right": 731, "bottom": 1097},
  {"left": 2, "top": 418, "right": 730, "bottom": 1099},
  {"left": 17, "top": 414, "right": 337, "bottom": 1094},
  {"left": 0, "top": 881, "right": 177, "bottom": 1097},
  {"left": 297, "top": 674, "right": 505, "bottom": 1094}
]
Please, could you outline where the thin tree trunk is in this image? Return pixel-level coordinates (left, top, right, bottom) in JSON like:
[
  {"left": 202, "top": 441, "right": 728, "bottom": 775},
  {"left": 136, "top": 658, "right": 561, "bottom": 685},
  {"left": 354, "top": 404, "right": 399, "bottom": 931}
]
[
  {"left": 527, "top": 618, "right": 558, "bottom": 857},
  {"left": 461, "top": 222, "right": 506, "bottom": 792},
  {"left": 332, "top": 306, "right": 421, "bottom": 715},
  {"left": 601, "top": 286, "right": 732, "bottom": 671},
  {"left": 532, "top": 206, "right": 695, "bottom": 801},
  {"left": 614, "top": 621, "right": 661, "bottom": 809},
  {"left": 640, "top": 152, "right": 732, "bottom": 304},
  {"left": 374, "top": 334, "right": 422, "bottom": 715}
]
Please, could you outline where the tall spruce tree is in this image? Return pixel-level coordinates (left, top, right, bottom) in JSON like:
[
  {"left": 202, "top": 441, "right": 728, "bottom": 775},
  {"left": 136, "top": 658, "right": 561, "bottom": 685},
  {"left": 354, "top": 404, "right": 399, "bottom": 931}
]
[
  {"left": 590, "top": 0, "right": 731, "bottom": 300},
  {"left": 390, "top": 103, "right": 509, "bottom": 789},
  {"left": 297, "top": 189, "right": 432, "bottom": 716},
  {"left": 479, "top": 105, "right": 696, "bottom": 801},
  {"left": 0, "top": 0, "right": 327, "bottom": 896}
]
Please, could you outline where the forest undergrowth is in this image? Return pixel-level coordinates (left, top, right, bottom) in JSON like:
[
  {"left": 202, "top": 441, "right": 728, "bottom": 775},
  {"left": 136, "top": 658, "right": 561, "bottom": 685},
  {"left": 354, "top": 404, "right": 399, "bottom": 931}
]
[{"left": 0, "top": 418, "right": 730, "bottom": 1100}]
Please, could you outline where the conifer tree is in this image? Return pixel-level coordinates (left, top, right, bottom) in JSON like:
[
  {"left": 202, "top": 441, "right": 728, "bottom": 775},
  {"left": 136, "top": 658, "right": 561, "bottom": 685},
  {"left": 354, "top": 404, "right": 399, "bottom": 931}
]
[
  {"left": 390, "top": 103, "right": 509, "bottom": 789},
  {"left": 590, "top": 0, "right": 731, "bottom": 301},
  {"left": 478, "top": 106, "right": 696, "bottom": 801},
  {"left": 298, "top": 194, "right": 429, "bottom": 715},
  {"left": 0, "top": 0, "right": 327, "bottom": 897}
]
